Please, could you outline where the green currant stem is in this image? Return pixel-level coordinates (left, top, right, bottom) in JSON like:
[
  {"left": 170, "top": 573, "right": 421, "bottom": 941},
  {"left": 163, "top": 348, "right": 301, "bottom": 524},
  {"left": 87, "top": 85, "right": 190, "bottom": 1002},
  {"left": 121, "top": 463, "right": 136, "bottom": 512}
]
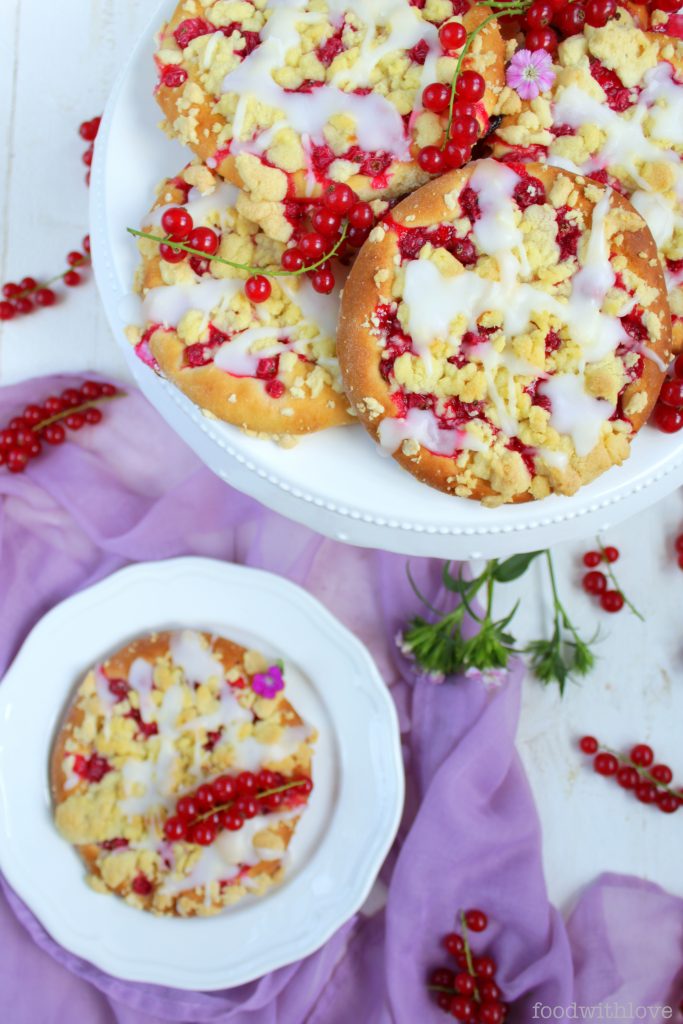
[
  {"left": 459, "top": 910, "right": 480, "bottom": 1001},
  {"left": 595, "top": 537, "right": 644, "bottom": 621},
  {"left": 442, "top": 3, "right": 530, "bottom": 148},
  {"left": 191, "top": 778, "right": 310, "bottom": 825},
  {"left": 127, "top": 223, "right": 349, "bottom": 280},
  {"left": 427, "top": 984, "right": 458, "bottom": 994},
  {"left": 34, "top": 393, "right": 124, "bottom": 432},
  {"left": 596, "top": 743, "right": 680, "bottom": 798},
  {"left": 11, "top": 257, "right": 92, "bottom": 300},
  {"left": 545, "top": 550, "right": 583, "bottom": 643}
]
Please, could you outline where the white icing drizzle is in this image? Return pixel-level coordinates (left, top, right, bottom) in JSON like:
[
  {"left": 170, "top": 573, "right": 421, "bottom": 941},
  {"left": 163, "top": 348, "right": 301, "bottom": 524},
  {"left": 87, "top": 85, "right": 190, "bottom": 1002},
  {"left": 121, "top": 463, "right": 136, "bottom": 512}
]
[
  {"left": 169, "top": 630, "right": 224, "bottom": 686},
  {"left": 128, "top": 657, "right": 156, "bottom": 723},
  {"left": 377, "top": 407, "right": 489, "bottom": 455},
  {"left": 213, "top": 326, "right": 297, "bottom": 375},
  {"left": 145, "top": 181, "right": 240, "bottom": 229},
  {"left": 221, "top": 0, "right": 418, "bottom": 161},
  {"left": 142, "top": 278, "right": 242, "bottom": 327},
  {"left": 538, "top": 374, "right": 613, "bottom": 456}
]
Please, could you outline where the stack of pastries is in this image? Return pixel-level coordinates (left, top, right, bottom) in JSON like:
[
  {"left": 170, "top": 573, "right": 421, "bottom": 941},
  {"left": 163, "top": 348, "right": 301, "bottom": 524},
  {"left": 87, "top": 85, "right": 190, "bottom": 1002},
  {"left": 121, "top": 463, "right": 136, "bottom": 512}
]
[{"left": 127, "top": 0, "right": 682, "bottom": 505}]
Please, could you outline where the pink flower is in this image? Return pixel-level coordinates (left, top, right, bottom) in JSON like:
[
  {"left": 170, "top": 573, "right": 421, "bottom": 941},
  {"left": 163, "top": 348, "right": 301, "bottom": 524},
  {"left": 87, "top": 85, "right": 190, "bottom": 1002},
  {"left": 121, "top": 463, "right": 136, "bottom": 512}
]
[
  {"left": 506, "top": 49, "right": 556, "bottom": 100},
  {"left": 252, "top": 665, "right": 284, "bottom": 699}
]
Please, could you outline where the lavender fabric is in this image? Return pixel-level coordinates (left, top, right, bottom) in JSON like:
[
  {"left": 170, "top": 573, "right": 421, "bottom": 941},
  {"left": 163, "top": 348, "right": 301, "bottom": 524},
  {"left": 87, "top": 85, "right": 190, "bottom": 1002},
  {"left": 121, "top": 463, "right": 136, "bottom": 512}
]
[{"left": 0, "top": 376, "right": 680, "bottom": 1024}]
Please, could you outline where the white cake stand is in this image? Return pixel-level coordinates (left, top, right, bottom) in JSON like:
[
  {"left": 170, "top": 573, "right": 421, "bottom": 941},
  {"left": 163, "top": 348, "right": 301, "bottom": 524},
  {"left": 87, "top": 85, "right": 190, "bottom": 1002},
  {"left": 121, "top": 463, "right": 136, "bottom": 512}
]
[{"left": 89, "top": 0, "right": 683, "bottom": 559}]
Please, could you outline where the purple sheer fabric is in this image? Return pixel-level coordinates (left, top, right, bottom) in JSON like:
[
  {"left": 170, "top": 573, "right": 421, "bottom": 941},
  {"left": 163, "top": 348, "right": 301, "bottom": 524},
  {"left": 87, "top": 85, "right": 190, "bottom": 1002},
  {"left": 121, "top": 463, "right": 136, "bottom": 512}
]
[{"left": 0, "top": 377, "right": 679, "bottom": 1023}]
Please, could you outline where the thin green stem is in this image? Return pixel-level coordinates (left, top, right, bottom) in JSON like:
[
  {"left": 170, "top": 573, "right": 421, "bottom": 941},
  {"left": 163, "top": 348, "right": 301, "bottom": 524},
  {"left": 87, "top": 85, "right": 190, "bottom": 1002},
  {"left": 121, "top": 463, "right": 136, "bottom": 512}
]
[
  {"left": 127, "top": 223, "right": 348, "bottom": 280},
  {"left": 34, "top": 392, "right": 124, "bottom": 431},
  {"left": 597, "top": 743, "right": 679, "bottom": 798},
  {"left": 192, "top": 778, "right": 310, "bottom": 825},
  {"left": 596, "top": 537, "right": 644, "bottom": 621},
  {"left": 9, "top": 257, "right": 92, "bottom": 300}
]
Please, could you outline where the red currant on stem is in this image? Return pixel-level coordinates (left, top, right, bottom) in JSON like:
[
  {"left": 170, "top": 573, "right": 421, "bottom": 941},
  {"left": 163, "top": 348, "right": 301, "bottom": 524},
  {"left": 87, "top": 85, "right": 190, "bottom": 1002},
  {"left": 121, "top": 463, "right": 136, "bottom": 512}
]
[
  {"left": 525, "top": 0, "right": 554, "bottom": 27},
  {"left": 526, "top": 26, "right": 558, "bottom": 51},
  {"left": 653, "top": 403, "right": 683, "bottom": 433},
  {"left": 630, "top": 743, "right": 654, "bottom": 767},
  {"left": 579, "top": 735, "right": 598, "bottom": 754},
  {"left": 312, "top": 207, "right": 342, "bottom": 237},
  {"left": 582, "top": 570, "right": 606, "bottom": 595},
  {"left": 322, "top": 182, "right": 357, "bottom": 214},
  {"left": 299, "top": 232, "right": 327, "bottom": 262},
  {"left": 311, "top": 268, "right": 335, "bottom": 294},
  {"left": 443, "top": 141, "right": 470, "bottom": 169},
  {"left": 439, "top": 21, "right": 466, "bottom": 51},
  {"left": 245, "top": 275, "right": 272, "bottom": 303},
  {"left": 161, "top": 207, "right": 194, "bottom": 239},
  {"left": 584, "top": 0, "right": 616, "bottom": 27},
  {"left": 594, "top": 752, "right": 618, "bottom": 776},
  {"left": 616, "top": 765, "right": 638, "bottom": 790},
  {"left": 443, "top": 932, "right": 464, "bottom": 956},
  {"left": 281, "top": 248, "right": 304, "bottom": 272},
  {"left": 449, "top": 996, "right": 475, "bottom": 1021},
  {"left": 463, "top": 908, "right": 487, "bottom": 932},
  {"left": 583, "top": 550, "right": 601, "bottom": 567},
  {"left": 660, "top": 379, "right": 683, "bottom": 408},
  {"left": 602, "top": 545, "right": 619, "bottom": 562},
  {"left": 456, "top": 70, "right": 485, "bottom": 102},
  {"left": 418, "top": 146, "right": 445, "bottom": 174},
  {"left": 422, "top": 82, "right": 451, "bottom": 113},
  {"left": 554, "top": 1, "right": 586, "bottom": 35},
  {"left": 600, "top": 590, "right": 624, "bottom": 613},
  {"left": 64, "top": 271, "right": 82, "bottom": 287},
  {"left": 449, "top": 114, "right": 479, "bottom": 147},
  {"left": 188, "top": 227, "right": 219, "bottom": 256},
  {"left": 160, "top": 242, "right": 186, "bottom": 264}
]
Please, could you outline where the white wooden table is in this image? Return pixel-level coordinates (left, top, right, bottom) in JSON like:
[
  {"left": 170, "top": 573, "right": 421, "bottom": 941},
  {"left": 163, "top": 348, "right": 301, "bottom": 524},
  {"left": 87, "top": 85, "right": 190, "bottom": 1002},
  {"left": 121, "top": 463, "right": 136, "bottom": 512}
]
[{"left": 1, "top": 0, "right": 681, "bottom": 919}]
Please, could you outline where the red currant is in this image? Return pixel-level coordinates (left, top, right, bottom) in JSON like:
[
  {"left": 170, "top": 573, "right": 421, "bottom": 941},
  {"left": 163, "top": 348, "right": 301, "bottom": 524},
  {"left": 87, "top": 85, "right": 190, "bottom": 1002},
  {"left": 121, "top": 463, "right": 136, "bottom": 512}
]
[
  {"left": 35, "top": 288, "right": 57, "bottom": 307},
  {"left": 83, "top": 235, "right": 91, "bottom": 254},
  {"left": 526, "top": 26, "right": 558, "bottom": 50},
  {"left": 673, "top": 353, "right": 683, "bottom": 379},
  {"left": 212, "top": 775, "right": 236, "bottom": 802},
  {"left": 348, "top": 202, "right": 374, "bottom": 230},
  {"left": 19, "top": 276, "right": 37, "bottom": 290},
  {"left": 235, "top": 796, "right": 259, "bottom": 819},
  {"left": 660, "top": 379, "right": 683, "bottom": 408},
  {"left": 312, "top": 208, "right": 342, "bottom": 237},
  {"left": 64, "top": 271, "right": 82, "bottom": 287},
  {"left": 439, "top": 20, "right": 467, "bottom": 51},
  {"left": 652, "top": 402, "right": 683, "bottom": 433},
  {"left": 430, "top": 966, "right": 455, "bottom": 987},
  {"left": 479, "top": 981, "right": 502, "bottom": 1001},
  {"left": 616, "top": 766, "right": 638, "bottom": 790},
  {"left": 600, "top": 590, "right": 624, "bottom": 613},
  {"left": 196, "top": 784, "right": 216, "bottom": 810},
  {"left": 23, "top": 405, "right": 43, "bottom": 426},
  {"left": 525, "top": 0, "right": 554, "bottom": 27},
  {"left": 594, "top": 752, "right": 618, "bottom": 776},
  {"left": 2, "top": 283, "right": 21, "bottom": 299},
  {"left": 579, "top": 735, "right": 599, "bottom": 754},
  {"left": 14, "top": 297, "right": 34, "bottom": 315},
  {"left": 176, "top": 795, "right": 199, "bottom": 821},
  {"left": 651, "top": 764, "right": 673, "bottom": 784},
  {"left": 630, "top": 744, "right": 654, "bottom": 767},
  {"left": 603, "top": 545, "right": 619, "bottom": 562},
  {"left": 346, "top": 224, "right": 372, "bottom": 247},
  {"left": 443, "top": 932, "right": 464, "bottom": 956},
  {"left": 236, "top": 771, "right": 257, "bottom": 796},
  {"left": 161, "top": 65, "right": 188, "bottom": 88},
  {"left": 188, "top": 227, "right": 219, "bottom": 255},
  {"left": 479, "top": 1005, "right": 505, "bottom": 1024},
  {"left": 635, "top": 781, "right": 658, "bottom": 804},
  {"left": 67, "top": 251, "right": 85, "bottom": 267},
  {"left": 583, "top": 570, "right": 607, "bottom": 595},
  {"left": 449, "top": 114, "right": 479, "bottom": 146},
  {"left": 192, "top": 822, "right": 217, "bottom": 845},
  {"left": 100, "top": 383, "right": 116, "bottom": 396},
  {"left": 282, "top": 248, "right": 304, "bottom": 272},
  {"left": 164, "top": 815, "right": 187, "bottom": 841},
  {"left": 456, "top": 70, "right": 485, "bottom": 102},
  {"left": 65, "top": 413, "right": 85, "bottom": 430},
  {"left": 422, "top": 82, "right": 451, "bottom": 113},
  {"left": 222, "top": 810, "right": 245, "bottom": 831},
  {"left": 656, "top": 791, "right": 680, "bottom": 814},
  {"left": 311, "top": 269, "right": 336, "bottom": 294},
  {"left": 449, "top": 995, "right": 475, "bottom": 1021},
  {"left": 81, "top": 381, "right": 102, "bottom": 399},
  {"left": 43, "top": 424, "right": 66, "bottom": 445},
  {"left": 131, "top": 874, "right": 152, "bottom": 895},
  {"left": 554, "top": 2, "right": 586, "bottom": 35},
  {"left": 79, "top": 118, "right": 100, "bottom": 142},
  {"left": 443, "top": 141, "right": 470, "bottom": 169},
  {"left": 322, "top": 182, "right": 357, "bottom": 214},
  {"left": 584, "top": 0, "right": 616, "bottom": 26},
  {"left": 453, "top": 971, "right": 475, "bottom": 995},
  {"left": 299, "top": 232, "right": 327, "bottom": 261},
  {"left": 159, "top": 242, "right": 186, "bottom": 264},
  {"left": 464, "top": 908, "right": 487, "bottom": 932},
  {"left": 161, "top": 207, "right": 194, "bottom": 239},
  {"left": 418, "top": 146, "right": 445, "bottom": 174},
  {"left": 245, "top": 275, "right": 272, "bottom": 303},
  {"left": 473, "top": 955, "right": 496, "bottom": 978},
  {"left": 0, "top": 301, "right": 16, "bottom": 321},
  {"left": 6, "top": 449, "right": 28, "bottom": 473},
  {"left": 583, "top": 550, "right": 601, "bottom": 567}
]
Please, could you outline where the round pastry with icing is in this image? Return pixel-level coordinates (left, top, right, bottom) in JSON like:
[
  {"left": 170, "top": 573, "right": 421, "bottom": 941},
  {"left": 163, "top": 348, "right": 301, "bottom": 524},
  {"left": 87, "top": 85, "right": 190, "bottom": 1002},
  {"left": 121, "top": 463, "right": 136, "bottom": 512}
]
[
  {"left": 153, "top": 0, "right": 505, "bottom": 237},
  {"left": 337, "top": 159, "right": 670, "bottom": 505},
  {"left": 492, "top": 12, "right": 683, "bottom": 352},
  {"left": 128, "top": 163, "right": 352, "bottom": 437},
  {"left": 51, "top": 629, "right": 316, "bottom": 916}
]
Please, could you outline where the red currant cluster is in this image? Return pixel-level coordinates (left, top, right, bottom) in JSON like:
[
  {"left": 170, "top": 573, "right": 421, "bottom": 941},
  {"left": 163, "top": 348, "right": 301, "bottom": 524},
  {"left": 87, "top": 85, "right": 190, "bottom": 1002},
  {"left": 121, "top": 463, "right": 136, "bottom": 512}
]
[
  {"left": 0, "top": 236, "right": 92, "bottom": 322},
  {"left": 79, "top": 116, "right": 101, "bottom": 187},
  {"left": 429, "top": 909, "right": 507, "bottom": 1022},
  {"left": 0, "top": 380, "right": 120, "bottom": 474},
  {"left": 162, "top": 770, "right": 314, "bottom": 846},
  {"left": 418, "top": 64, "right": 486, "bottom": 176},
  {"left": 579, "top": 737, "right": 682, "bottom": 814},
  {"left": 156, "top": 180, "right": 377, "bottom": 299},
  {"left": 652, "top": 354, "right": 683, "bottom": 434},
  {"left": 580, "top": 545, "right": 626, "bottom": 613},
  {"left": 519, "top": 0, "right": 618, "bottom": 54}
]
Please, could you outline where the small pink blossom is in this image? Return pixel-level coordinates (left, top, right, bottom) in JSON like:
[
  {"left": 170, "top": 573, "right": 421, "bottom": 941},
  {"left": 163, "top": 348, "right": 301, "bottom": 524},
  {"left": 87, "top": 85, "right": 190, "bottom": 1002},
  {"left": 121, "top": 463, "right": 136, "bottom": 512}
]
[
  {"left": 252, "top": 665, "right": 284, "bottom": 699},
  {"left": 506, "top": 49, "right": 556, "bottom": 100},
  {"left": 465, "top": 667, "right": 508, "bottom": 690}
]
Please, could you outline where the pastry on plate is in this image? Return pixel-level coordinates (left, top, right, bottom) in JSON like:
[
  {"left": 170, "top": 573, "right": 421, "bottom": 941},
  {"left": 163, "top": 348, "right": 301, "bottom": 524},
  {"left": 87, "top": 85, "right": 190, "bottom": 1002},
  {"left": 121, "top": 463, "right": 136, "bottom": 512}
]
[
  {"left": 337, "top": 159, "right": 671, "bottom": 505},
  {"left": 51, "top": 629, "right": 316, "bottom": 916},
  {"left": 492, "top": 11, "right": 683, "bottom": 351},
  {"left": 127, "top": 163, "right": 353, "bottom": 437},
  {"left": 153, "top": 0, "right": 505, "bottom": 227}
]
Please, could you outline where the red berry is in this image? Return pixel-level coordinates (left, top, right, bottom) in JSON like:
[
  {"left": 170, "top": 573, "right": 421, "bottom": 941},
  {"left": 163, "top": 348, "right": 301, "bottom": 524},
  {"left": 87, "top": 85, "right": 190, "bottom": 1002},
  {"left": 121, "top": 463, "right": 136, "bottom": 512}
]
[
  {"left": 196, "top": 784, "right": 216, "bottom": 810},
  {"left": 582, "top": 570, "right": 607, "bottom": 595},
  {"left": 673, "top": 353, "right": 683, "bottom": 379},
  {"left": 263, "top": 791, "right": 284, "bottom": 811},
  {"left": 348, "top": 202, "right": 374, "bottom": 230},
  {"left": 0, "top": 429, "right": 16, "bottom": 450},
  {"left": 430, "top": 966, "right": 455, "bottom": 987},
  {"left": 234, "top": 796, "right": 258, "bottom": 819},
  {"left": 651, "top": 764, "right": 673, "bottom": 784},
  {"left": 245, "top": 275, "right": 272, "bottom": 303},
  {"left": 346, "top": 224, "right": 372, "bottom": 247},
  {"left": 526, "top": 26, "right": 558, "bottom": 50},
  {"left": 99, "top": 382, "right": 117, "bottom": 396},
  {"left": 35, "top": 288, "right": 57, "bottom": 307},
  {"left": 222, "top": 810, "right": 244, "bottom": 831},
  {"left": 479, "top": 1004, "right": 505, "bottom": 1024},
  {"left": 14, "top": 297, "right": 34, "bottom": 315},
  {"left": 83, "top": 147, "right": 94, "bottom": 167},
  {"left": 584, "top": 0, "right": 616, "bottom": 26},
  {"left": 472, "top": 955, "right": 496, "bottom": 978},
  {"left": 161, "top": 207, "right": 194, "bottom": 239},
  {"left": 443, "top": 932, "right": 464, "bottom": 956},
  {"left": 79, "top": 118, "right": 100, "bottom": 142},
  {"left": 449, "top": 995, "right": 475, "bottom": 1021},
  {"left": 43, "top": 424, "right": 66, "bottom": 445},
  {"left": 525, "top": 0, "right": 554, "bottom": 26},
  {"left": 464, "top": 908, "right": 487, "bottom": 932},
  {"left": 24, "top": 436, "right": 42, "bottom": 459},
  {"left": 583, "top": 550, "right": 601, "bottom": 567},
  {"left": 436, "top": 993, "right": 452, "bottom": 1011},
  {"left": 159, "top": 242, "right": 186, "bottom": 264},
  {"left": 6, "top": 449, "right": 28, "bottom": 473},
  {"left": 656, "top": 791, "right": 680, "bottom": 814},
  {"left": 282, "top": 248, "right": 304, "bottom": 272},
  {"left": 635, "top": 781, "right": 658, "bottom": 805},
  {"left": 236, "top": 771, "right": 257, "bottom": 796},
  {"left": 449, "top": 114, "right": 479, "bottom": 146},
  {"left": 600, "top": 590, "right": 624, "bottom": 613},
  {"left": 603, "top": 545, "right": 619, "bottom": 562},
  {"left": 83, "top": 235, "right": 91, "bottom": 254},
  {"left": 188, "top": 227, "right": 219, "bottom": 255},
  {"left": 443, "top": 141, "right": 470, "bottom": 169},
  {"left": 293, "top": 776, "right": 313, "bottom": 796},
  {"left": 176, "top": 795, "right": 199, "bottom": 821},
  {"left": 131, "top": 874, "right": 152, "bottom": 895},
  {"left": 9, "top": 416, "right": 28, "bottom": 430},
  {"left": 311, "top": 269, "right": 336, "bottom": 294},
  {"left": 64, "top": 270, "right": 82, "bottom": 287},
  {"left": 192, "top": 822, "right": 217, "bottom": 845},
  {"left": 456, "top": 70, "right": 485, "bottom": 102},
  {"left": 2, "top": 283, "right": 20, "bottom": 299},
  {"left": 161, "top": 65, "right": 189, "bottom": 88},
  {"left": 653, "top": 403, "right": 683, "bottom": 433},
  {"left": 61, "top": 388, "right": 83, "bottom": 407},
  {"left": 19, "top": 276, "right": 37, "bottom": 290},
  {"left": 23, "top": 405, "right": 43, "bottom": 425},
  {"left": 67, "top": 251, "right": 85, "bottom": 268},
  {"left": 322, "top": 182, "right": 357, "bottom": 214},
  {"left": 312, "top": 208, "right": 342, "bottom": 237},
  {"left": 44, "top": 396, "right": 65, "bottom": 414},
  {"left": 65, "top": 413, "right": 85, "bottom": 430},
  {"left": 81, "top": 381, "right": 102, "bottom": 399},
  {"left": 579, "top": 735, "right": 599, "bottom": 754},
  {"left": 212, "top": 775, "right": 237, "bottom": 802},
  {"left": 299, "top": 232, "right": 327, "bottom": 261},
  {"left": 439, "top": 20, "right": 467, "bottom": 50},
  {"left": 0, "top": 301, "right": 16, "bottom": 321},
  {"left": 630, "top": 744, "right": 654, "bottom": 767},
  {"left": 660, "top": 379, "right": 683, "bottom": 408},
  {"left": 164, "top": 815, "right": 187, "bottom": 841},
  {"left": 454, "top": 971, "right": 475, "bottom": 995},
  {"left": 257, "top": 769, "right": 278, "bottom": 790},
  {"left": 418, "top": 146, "right": 445, "bottom": 174},
  {"left": 479, "top": 981, "right": 502, "bottom": 1001},
  {"left": 554, "top": 2, "right": 586, "bottom": 35},
  {"left": 422, "top": 82, "right": 451, "bottom": 113},
  {"left": 616, "top": 765, "right": 638, "bottom": 790},
  {"left": 594, "top": 752, "right": 618, "bottom": 776}
]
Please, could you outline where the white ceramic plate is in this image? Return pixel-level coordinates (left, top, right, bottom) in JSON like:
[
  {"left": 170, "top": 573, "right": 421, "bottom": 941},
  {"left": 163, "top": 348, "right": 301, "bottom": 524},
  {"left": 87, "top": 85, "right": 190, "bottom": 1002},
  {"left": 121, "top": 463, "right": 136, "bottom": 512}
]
[
  {"left": 89, "top": 0, "right": 683, "bottom": 559},
  {"left": 0, "top": 557, "right": 403, "bottom": 990}
]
